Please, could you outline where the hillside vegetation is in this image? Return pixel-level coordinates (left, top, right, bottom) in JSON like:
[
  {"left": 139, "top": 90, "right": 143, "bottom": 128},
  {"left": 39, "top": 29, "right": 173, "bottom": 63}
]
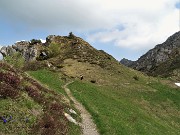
[
  {"left": 1, "top": 33, "right": 180, "bottom": 135},
  {"left": 0, "top": 62, "right": 81, "bottom": 135},
  {"left": 69, "top": 80, "right": 180, "bottom": 135}
]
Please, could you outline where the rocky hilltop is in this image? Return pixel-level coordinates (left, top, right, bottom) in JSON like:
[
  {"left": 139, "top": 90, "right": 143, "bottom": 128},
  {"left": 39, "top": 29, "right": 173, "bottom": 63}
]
[
  {"left": 120, "top": 31, "right": 180, "bottom": 79},
  {"left": 0, "top": 40, "right": 41, "bottom": 61},
  {"left": 0, "top": 32, "right": 118, "bottom": 72}
]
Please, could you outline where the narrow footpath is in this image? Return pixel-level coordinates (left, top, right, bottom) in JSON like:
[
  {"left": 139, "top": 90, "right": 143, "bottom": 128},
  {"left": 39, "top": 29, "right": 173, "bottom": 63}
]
[{"left": 63, "top": 82, "right": 99, "bottom": 135}]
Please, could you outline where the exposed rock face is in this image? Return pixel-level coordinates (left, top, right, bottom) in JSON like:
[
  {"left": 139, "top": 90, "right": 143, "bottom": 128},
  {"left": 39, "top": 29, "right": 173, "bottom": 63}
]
[
  {"left": 14, "top": 41, "right": 39, "bottom": 61},
  {"left": 121, "top": 31, "right": 180, "bottom": 78},
  {"left": 0, "top": 46, "right": 16, "bottom": 57},
  {"left": 46, "top": 35, "right": 57, "bottom": 44},
  {"left": 0, "top": 41, "right": 39, "bottom": 61}
]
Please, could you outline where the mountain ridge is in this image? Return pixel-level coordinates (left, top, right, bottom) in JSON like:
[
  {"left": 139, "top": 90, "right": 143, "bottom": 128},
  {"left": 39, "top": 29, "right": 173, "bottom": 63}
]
[{"left": 120, "top": 31, "right": 180, "bottom": 80}]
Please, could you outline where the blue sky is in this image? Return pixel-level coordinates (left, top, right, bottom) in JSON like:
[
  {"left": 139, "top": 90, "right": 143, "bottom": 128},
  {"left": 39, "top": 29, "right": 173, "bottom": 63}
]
[{"left": 0, "top": 0, "right": 180, "bottom": 60}]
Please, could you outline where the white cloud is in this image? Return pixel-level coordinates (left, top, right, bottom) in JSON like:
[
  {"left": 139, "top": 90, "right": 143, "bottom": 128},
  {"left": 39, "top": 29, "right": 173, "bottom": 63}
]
[
  {"left": 40, "top": 39, "right": 46, "bottom": 43},
  {"left": 0, "top": 0, "right": 179, "bottom": 52},
  {"left": 16, "top": 40, "right": 26, "bottom": 43},
  {"left": 87, "top": 0, "right": 179, "bottom": 50}
]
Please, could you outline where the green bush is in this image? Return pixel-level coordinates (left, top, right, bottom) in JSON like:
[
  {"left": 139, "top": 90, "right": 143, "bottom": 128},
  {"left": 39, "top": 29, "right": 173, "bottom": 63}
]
[
  {"left": 4, "top": 52, "right": 25, "bottom": 68},
  {"left": 30, "top": 39, "right": 42, "bottom": 45},
  {"left": 48, "top": 43, "right": 61, "bottom": 57}
]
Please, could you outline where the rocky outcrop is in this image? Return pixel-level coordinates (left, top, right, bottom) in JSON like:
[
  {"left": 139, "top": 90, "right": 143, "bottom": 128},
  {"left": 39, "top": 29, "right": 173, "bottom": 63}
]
[
  {"left": 0, "top": 33, "right": 118, "bottom": 71},
  {"left": 0, "top": 41, "right": 40, "bottom": 61},
  {"left": 0, "top": 33, "right": 82, "bottom": 62},
  {"left": 0, "top": 46, "right": 16, "bottom": 57},
  {"left": 120, "top": 58, "right": 134, "bottom": 67},
  {"left": 121, "top": 31, "right": 180, "bottom": 78}
]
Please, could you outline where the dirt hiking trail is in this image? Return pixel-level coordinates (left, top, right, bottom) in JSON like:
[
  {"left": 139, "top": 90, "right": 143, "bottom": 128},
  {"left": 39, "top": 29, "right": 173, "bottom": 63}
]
[{"left": 63, "top": 82, "right": 99, "bottom": 135}]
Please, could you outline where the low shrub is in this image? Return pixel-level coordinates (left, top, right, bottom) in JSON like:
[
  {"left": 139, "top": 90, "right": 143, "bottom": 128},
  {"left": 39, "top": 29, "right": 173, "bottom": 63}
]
[
  {"left": 30, "top": 39, "right": 42, "bottom": 45},
  {"left": 133, "top": 75, "right": 139, "bottom": 81},
  {"left": 0, "top": 82, "right": 19, "bottom": 99},
  {"left": 0, "top": 72, "right": 21, "bottom": 88},
  {"left": 23, "top": 61, "right": 47, "bottom": 71},
  {"left": 4, "top": 53, "right": 25, "bottom": 68},
  {"left": 90, "top": 80, "right": 96, "bottom": 83},
  {"left": 49, "top": 102, "right": 64, "bottom": 114}
]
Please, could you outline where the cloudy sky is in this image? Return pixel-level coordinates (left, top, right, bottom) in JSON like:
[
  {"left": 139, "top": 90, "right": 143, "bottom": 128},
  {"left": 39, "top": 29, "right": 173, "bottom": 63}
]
[{"left": 0, "top": 0, "right": 180, "bottom": 60}]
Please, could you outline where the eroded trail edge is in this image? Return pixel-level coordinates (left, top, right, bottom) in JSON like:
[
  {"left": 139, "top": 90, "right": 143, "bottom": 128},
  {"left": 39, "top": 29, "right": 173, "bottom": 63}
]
[{"left": 63, "top": 82, "right": 99, "bottom": 135}]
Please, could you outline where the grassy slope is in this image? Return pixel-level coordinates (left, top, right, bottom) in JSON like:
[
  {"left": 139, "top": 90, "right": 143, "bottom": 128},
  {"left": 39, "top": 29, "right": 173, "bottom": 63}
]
[
  {"left": 27, "top": 69, "right": 81, "bottom": 135},
  {"left": 1, "top": 62, "right": 73, "bottom": 135},
  {"left": 1, "top": 71, "right": 178, "bottom": 135},
  {"left": 0, "top": 93, "right": 42, "bottom": 135},
  {"left": 27, "top": 69, "right": 66, "bottom": 95},
  {"left": 28, "top": 60, "right": 180, "bottom": 135},
  {"left": 3, "top": 58, "right": 179, "bottom": 135},
  {"left": 68, "top": 80, "right": 180, "bottom": 135},
  {"left": 0, "top": 62, "right": 42, "bottom": 135}
]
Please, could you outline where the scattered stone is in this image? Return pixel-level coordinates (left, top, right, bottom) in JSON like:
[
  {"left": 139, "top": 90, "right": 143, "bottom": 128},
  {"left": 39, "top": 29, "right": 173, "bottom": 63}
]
[
  {"left": 69, "top": 109, "right": 77, "bottom": 115},
  {"left": 175, "top": 83, "right": 180, "bottom": 87},
  {"left": 90, "top": 80, "right": 96, "bottom": 83},
  {"left": 64, "top": 113, "right": 78, "bottom": 125},
  {"left": 80, "top": 75, "right": 83, "bottom": 80}
]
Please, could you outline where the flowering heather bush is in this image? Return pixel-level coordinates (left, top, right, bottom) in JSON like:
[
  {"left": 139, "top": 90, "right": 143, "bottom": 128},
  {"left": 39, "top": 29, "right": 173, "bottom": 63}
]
[
  {"left": 33, "top": 113, "right": 67, "bottom": 135},
  {"left": 0, "top": 72, "right": 21, "bottom": 88},
  {"left": 0, "top": 62, "right": 68, "bottom": 134},
  {"left": 0, "top": 67, "right": 20, "bottom": 99},
  {"left": 49, "top": 102, "right": 64, "bottom": 115},
  {"left": 0, "top": 82, "right": 19, "bottom": 99},
  {"left": 40, "top": 114, "right": 56, "bottom": 135},
  {"left": 25, "top": 86, "right": 40, "bottom": 98}
]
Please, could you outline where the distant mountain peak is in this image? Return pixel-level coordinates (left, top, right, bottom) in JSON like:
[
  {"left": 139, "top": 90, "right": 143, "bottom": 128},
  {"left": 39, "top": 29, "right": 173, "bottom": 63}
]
[{"left": 121, "top": 31, "right": 180, "bottom": 79}]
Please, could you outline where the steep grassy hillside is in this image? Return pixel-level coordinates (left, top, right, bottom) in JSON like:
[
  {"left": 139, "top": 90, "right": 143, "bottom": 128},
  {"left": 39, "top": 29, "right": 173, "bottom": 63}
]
[
  {"left": 26, "top": 58, "right": 180, "bottom": 135},
  {"left": 68, "top": 80, "right": 180, "bottom": 135},
  {"left": 1, "top": 33, "right": 180, "bottom": 135},
  {"left": 26, "top": 69, "right": 81, "bottom": 135},
  {"left": 0, "top": 62, "right": 81, "bottom": 135}
]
